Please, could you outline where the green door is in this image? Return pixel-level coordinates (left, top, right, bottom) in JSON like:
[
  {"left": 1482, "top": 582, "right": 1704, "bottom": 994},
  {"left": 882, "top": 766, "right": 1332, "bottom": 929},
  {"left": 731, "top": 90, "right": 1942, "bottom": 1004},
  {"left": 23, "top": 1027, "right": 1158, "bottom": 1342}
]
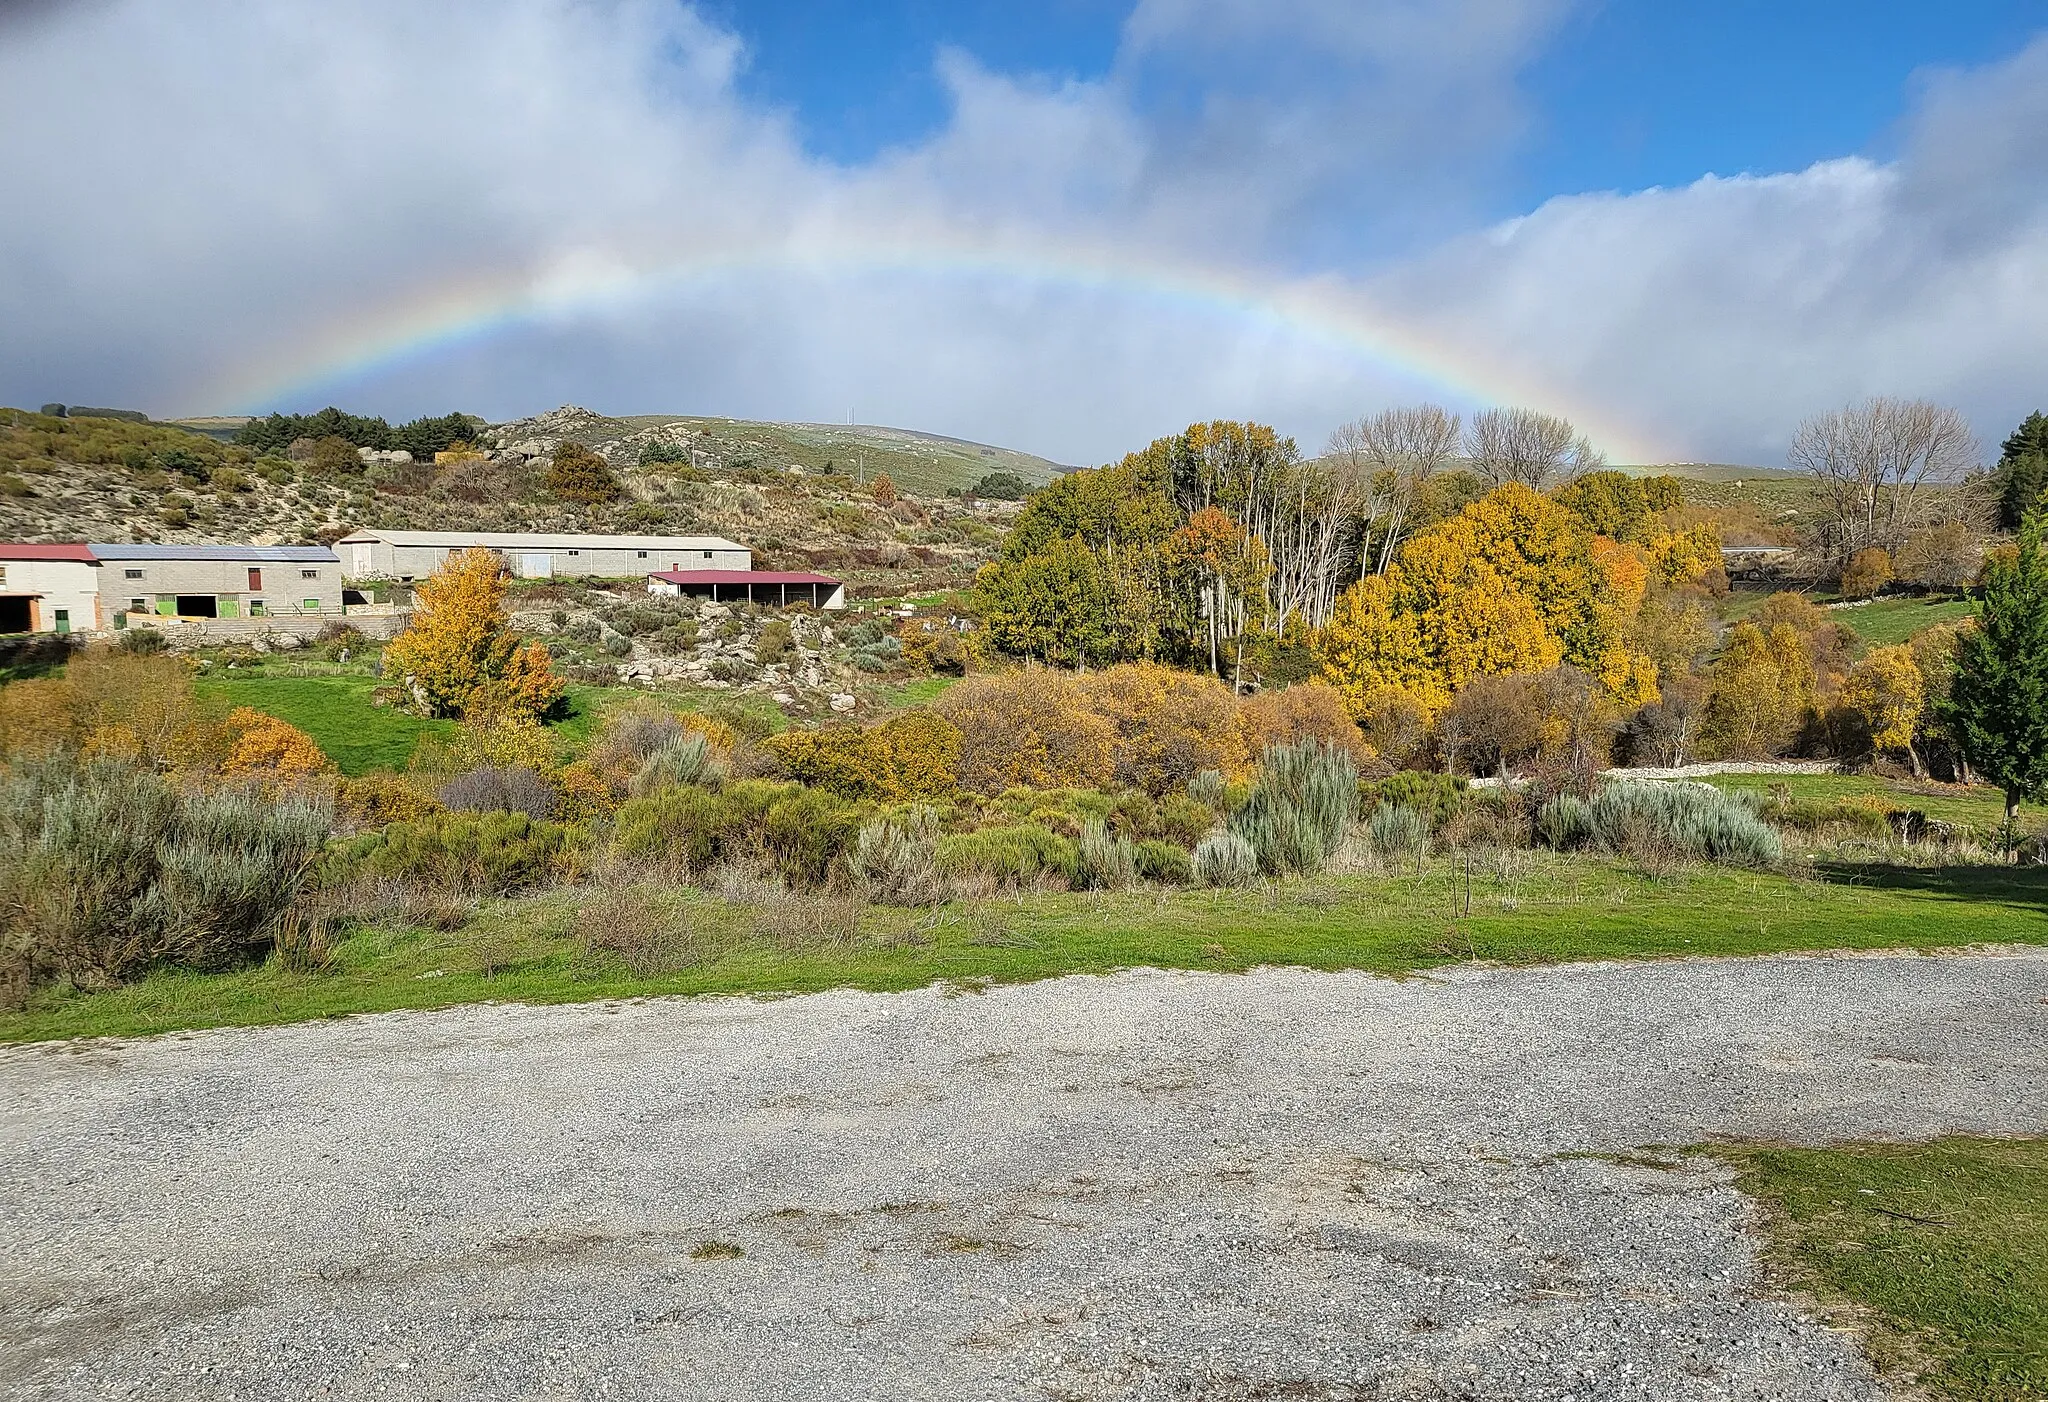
[{"left": 53, "top": 609, "right": 69, "bottom": 635}]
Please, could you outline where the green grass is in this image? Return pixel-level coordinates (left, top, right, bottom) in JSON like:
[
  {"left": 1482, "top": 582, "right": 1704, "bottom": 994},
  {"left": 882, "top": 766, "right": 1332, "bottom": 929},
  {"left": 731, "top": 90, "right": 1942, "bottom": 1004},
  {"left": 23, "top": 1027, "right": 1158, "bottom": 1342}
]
[
  {"left": 1720, "top": 1138, "right": 2048, "bottom": 1400},
  {"left": 5, "top": 855, "right": 2042, "bottom": 1044},
  {"left": 196, "top": 674, "right": 455, "bottom": 776},
  {"left": 1831, "top": 594, "right": 1978, "bottom": 648},
  {"left": 867, "top": 675, "right": 961, "bottom": 711},
  {"left": 1703, "top": 773, "right": 2040, "bottom": 836}
]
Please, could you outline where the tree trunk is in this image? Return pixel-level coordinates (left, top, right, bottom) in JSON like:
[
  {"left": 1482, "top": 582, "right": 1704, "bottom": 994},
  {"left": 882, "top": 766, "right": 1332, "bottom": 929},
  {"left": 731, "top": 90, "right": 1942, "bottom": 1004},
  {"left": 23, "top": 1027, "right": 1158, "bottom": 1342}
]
[{"left": 1906, "top": 740, "right": 1925, "bottom": 779}]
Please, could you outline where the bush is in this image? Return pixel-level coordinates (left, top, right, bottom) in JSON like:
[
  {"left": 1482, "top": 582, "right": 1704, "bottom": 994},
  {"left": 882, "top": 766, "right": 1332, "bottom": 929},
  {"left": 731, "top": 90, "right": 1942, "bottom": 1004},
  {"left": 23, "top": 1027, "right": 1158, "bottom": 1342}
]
[
  {"left": 756, "top": 619, "right": 795, "bottom": 664},
  {"left": 1157, "top": 792, "right": 1216, "bottom": 847},
  {"left": 1585, "top": 781, "right": 1783, "bottom": 868},
  {"left": 1192, "top": 829, "right": 1260, "bottom": 888},
  {"left": 342, "top": 811, "right": 584, "bottom": 893},
  {"left": 1840, "top": 547, "right": 1894, "bottom": 600},
  {"left": 933, "top": 671, "right": 1115, "bottom": 794},
  {"left": 1077, "top": 818, "right": 1139, "bottom": 891},
  {"left": 439, "top": 765, "right": 558, "bottom": 819},
  {"left": 1187, "top": 769, "right": 1226, "bottom": 807},
  {"left": 0, "top": 755, "right": 331, "bottom": 989},
  {"left": 755, "top": 785, "right": 865, "bottom": 888},
  {"left": 1364, "top": 804, "right": 1430, "bottom": 867},
  {"left": 848, "top": 807, "right": 945, "bottom": 906},
  {"left": 1362, "top": 771, "right": 1467, "bottom": 830},
  {"left": 1133, "top": 838, "right": 1193, "bottom": 885},
  {"left": 934, "top": 824, "right": 1078, "bottom": 889},
  {"left": 575, "top": 885, "right": 711, "bottom": 976},
  {"left": 1227, "top": 740, "right": 1358, "bottom": 876},
  {"left": 628, "top": 733, "right": 723, "bottom": 797},
  {"left": 115, "top": 628, "right": 168, "bottom": 656},
  {"left": 1534, "top": 793, "right": 1594, "bottom": 849},
  {"left": 1075, "top": 661, "right": 1250, "bottom": 795},
  {"left": 613, "top": 786, "right": 733, "bottom": 874},
  {"left": 1239, "top": 682, "right": 1371, "bottom": 764},
  {"left": 765, "top": 713, "right": 959, "bottom": 801},
  {"left": 336, "top": 773, "right": 442, "bottom": 828}
]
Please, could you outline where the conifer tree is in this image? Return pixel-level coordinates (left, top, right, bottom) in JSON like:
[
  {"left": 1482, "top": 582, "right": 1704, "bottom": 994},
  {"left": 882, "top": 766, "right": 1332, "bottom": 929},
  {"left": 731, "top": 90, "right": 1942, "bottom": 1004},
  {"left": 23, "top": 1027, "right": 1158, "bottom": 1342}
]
[{"left": 1943, "top": 513, "right": 2048, "bottom": 825}]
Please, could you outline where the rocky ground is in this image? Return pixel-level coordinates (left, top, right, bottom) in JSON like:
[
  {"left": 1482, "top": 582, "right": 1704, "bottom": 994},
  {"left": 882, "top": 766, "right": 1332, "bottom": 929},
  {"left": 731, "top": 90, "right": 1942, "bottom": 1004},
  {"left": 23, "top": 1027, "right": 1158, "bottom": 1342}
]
[{"left": 3, "top": 947, "right": 2044, "bottom": 1400}]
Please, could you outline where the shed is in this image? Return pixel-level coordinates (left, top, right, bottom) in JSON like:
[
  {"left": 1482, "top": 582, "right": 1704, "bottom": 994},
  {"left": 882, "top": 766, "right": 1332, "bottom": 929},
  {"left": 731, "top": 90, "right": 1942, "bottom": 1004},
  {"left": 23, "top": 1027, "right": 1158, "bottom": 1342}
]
[
  {"left": 0, "top": 544, "right": 101, "bottom": 634},
  {"left": 336, "top": 529, "right": 751, "bottom": 581},
  {"left": 647, "top": 569, "right": 846, "bottom": 611}
]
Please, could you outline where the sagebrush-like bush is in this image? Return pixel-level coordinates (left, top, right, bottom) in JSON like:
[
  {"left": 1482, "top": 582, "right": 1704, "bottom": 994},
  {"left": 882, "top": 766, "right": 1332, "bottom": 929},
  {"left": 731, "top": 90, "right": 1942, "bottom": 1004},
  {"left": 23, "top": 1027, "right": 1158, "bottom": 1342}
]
[
  {"left": 1227, "top": 740, "right": 1358, "bottom": 875},
  {"left": 1077, "top": 817, "right": 1139, "bottom": 890},
  {"left": 1192, "top": 828, "right": 1260, "bottom": 888},
  {"left": 439, "top": 765, "right": 558, "bottom": 818},
  {"left": 1364, "top": 803, "right": 1431, "bottom": 866},
  {"left": 1534, "top": 793, "right": 1593, "bottom": 850},
  {"left": 1187, "top": 769, "right": 1226, "bottom": 807},
  {"left": 1586, "top": 781, "right": 1782, "bottom": 868},
  {"left": 628, "top": 733, "right": 723, "bottom": 797},
  {"left": 848, "top": 807, "right": 945, "bottom": 906},
  {"left": 0, "top": 754, "right": 331, "bottom": 988}
]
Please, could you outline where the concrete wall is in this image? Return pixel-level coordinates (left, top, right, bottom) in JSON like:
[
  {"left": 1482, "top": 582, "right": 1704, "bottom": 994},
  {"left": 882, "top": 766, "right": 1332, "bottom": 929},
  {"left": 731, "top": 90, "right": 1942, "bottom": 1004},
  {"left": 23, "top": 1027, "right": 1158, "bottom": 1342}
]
[
  {"left": 105, "top": 557, "right": 343, "bottom": 619},
  {"left": 0, "top": 560, "right": 102, "bottom": 632}
]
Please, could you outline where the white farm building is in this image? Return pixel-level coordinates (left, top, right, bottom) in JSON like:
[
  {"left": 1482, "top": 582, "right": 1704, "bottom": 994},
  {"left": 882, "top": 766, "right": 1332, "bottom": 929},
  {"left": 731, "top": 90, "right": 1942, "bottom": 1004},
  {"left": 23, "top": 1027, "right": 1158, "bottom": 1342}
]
[{"left": 335, "top": 530, "right": 751, "bottom": 582}]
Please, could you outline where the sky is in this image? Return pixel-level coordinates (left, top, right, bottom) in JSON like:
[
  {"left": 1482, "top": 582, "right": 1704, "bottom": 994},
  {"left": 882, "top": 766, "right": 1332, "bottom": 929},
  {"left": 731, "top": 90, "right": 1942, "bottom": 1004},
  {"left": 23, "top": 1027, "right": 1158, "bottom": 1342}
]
[{"left": 2, "top": 0, "right": 2046, "bottom": 467}]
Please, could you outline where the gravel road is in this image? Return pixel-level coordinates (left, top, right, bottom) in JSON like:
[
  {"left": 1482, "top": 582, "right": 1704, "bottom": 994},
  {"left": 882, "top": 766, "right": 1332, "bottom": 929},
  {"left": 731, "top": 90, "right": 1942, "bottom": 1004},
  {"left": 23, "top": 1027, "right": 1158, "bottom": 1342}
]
[{"left": 4, "top": 948, "right": 2046, "bottom": 1401}]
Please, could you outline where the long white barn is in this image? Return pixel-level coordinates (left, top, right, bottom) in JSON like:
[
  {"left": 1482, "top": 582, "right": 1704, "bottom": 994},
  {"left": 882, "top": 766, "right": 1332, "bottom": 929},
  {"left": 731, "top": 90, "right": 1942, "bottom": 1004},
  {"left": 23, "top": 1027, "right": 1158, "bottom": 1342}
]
[{"left": 336, "top": 529, "right": 751, "bottom": 581}]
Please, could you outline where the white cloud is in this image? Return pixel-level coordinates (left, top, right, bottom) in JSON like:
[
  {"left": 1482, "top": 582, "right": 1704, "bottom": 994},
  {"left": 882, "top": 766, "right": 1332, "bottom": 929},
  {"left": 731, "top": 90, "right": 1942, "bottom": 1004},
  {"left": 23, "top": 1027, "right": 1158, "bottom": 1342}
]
[{"left": 0, "top": 0, "right": 2045, "bottom": 468}]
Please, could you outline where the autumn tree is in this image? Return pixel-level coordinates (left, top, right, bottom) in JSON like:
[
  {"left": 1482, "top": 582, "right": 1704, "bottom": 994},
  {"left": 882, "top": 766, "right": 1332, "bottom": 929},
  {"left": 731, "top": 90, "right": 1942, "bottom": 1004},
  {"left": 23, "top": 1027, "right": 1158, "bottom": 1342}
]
[
  {"left": 383, "top": 548, "right": 565, "bottom": 720},
  {"left": 932, "top": 671, "right": 1115, "bottom": 794},
  {"left": 1839, "top": 547, "right": 1893, "bottom": 600},
  {"left": 1700, "top": 622, "right": 1815, "bottom": 759},
  {"left": 1074, "top": 661, "right": 1250, "bottom": 794},
  {"left": 1164, "top": 506, "right": 1271, "bottom": 684},
  {"left": 1895, "top": 523, "right": 1980, "bottom": 590},
  {"left": 1552, "top": 471, "right": 1684, "bottom": 543},
  {"left": 870, "top": 473, "right": 898, "bottom": 507},
  {"left": 222, "top": 708, "right": 334, "bottom": 778},
  {"left": 546, "top": 442, "right": 624, "bottom": 504},
  {"left": 1323, "top": 404, "right": 1461, "bottom": 577},
  {"left": 1239, "top": 682, "right": 1371, "bottom": 764},
  {"left": 1841, "top": 645, "right": 1926, "bottom": 773},
  {"left": 1940, "top": 514, "right": 2048, "bottom": 824}
]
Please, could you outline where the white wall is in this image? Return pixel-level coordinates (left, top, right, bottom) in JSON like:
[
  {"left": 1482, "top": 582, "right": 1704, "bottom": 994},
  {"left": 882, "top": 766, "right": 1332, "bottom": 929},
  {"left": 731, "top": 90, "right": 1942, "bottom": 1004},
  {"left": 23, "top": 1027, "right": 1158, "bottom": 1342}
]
[{"left": 0, "top": 560, "right": 102, "bottom": 632}]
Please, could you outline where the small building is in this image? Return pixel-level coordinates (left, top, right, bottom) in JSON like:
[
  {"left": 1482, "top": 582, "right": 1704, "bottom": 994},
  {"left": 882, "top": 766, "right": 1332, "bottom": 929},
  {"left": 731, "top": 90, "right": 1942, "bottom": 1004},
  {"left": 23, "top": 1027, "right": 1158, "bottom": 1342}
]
[
  {"left": 336, "top": 529, "right": 751, "bottom": 581},
  {"left": 90, "top": 544, "right": 344, "bottom": 622},
  {"left": 647, "top": 568, "right": 846, "bottom": 611},
  {"left": 0, "top": 544, "right": 101, "bottom": 634}
]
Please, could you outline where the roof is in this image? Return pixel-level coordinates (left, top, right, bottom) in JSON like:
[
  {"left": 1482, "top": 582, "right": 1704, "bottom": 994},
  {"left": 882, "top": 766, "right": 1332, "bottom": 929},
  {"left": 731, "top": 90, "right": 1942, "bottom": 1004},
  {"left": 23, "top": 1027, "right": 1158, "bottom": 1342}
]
[
  {"left": 0, "top": 543, "right": 97, "bottom": 562},
  {"left": 338, "top": 529, "right": 746, "bottom": 552},
  {"left": 650, "top": 569, "right": 841, "bottom": 587},
  {"left": 87, "top": 544, "right": 340, "bottom": 563}
]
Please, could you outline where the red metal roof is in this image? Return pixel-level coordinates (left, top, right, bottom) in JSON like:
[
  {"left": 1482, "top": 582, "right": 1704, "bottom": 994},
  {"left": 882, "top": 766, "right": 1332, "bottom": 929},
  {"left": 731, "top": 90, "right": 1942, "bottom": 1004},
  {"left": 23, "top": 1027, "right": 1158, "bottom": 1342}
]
[
  {"left": 0, "top": 543, "right": 96, "bottom": 562},
  {"left": 650, "top": 569, "right": 841, "bottom": 586}
]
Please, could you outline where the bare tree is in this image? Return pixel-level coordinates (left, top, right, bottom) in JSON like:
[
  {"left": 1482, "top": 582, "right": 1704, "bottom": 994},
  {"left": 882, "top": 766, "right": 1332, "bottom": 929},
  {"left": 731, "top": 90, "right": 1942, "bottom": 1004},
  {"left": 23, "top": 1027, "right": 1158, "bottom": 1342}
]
[
  {"left": 1324, "top": 404, "right": 1461, "bottom": 577},
  {"left": 1787, "top": 398, "right": 1979, "bottom": 561},
  {"left": 1464, "top": 406, "right": 1604, "bottom": 488}
]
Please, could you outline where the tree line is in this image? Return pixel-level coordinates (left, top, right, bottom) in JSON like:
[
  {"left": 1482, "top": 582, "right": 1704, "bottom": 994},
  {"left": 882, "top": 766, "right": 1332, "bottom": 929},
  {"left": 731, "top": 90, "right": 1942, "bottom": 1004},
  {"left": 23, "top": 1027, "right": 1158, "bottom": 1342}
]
[{"left": 235, "top": 407, "right": 486, "bottom": 460}]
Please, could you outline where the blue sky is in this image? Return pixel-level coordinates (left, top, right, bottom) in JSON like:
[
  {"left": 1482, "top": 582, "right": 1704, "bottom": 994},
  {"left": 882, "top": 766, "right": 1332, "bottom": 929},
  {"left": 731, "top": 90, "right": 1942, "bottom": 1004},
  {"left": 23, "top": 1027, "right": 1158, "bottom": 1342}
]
[
  {"left": 719, "top": 0, "right": 2044, "bottom": 223},
  {"left": 4, "top": 1, "right": 2048, "bottom": 465}
]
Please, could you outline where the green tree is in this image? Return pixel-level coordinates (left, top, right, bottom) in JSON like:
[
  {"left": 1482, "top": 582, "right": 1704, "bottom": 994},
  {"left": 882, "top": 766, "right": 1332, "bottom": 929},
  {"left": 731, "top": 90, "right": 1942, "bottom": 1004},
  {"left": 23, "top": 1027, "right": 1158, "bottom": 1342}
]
[
  {"left": 1940, "top": 513, "right": 2048, "bottom": 824},
  {"left": 974, "top": 536, "right": 1128, "bottom": 667},
  {"left": 1996, "top": 411, "right": 2048, "bottom": 530},
  {"left": 546, "top": 442, "right": 624, "bottom": 504}
]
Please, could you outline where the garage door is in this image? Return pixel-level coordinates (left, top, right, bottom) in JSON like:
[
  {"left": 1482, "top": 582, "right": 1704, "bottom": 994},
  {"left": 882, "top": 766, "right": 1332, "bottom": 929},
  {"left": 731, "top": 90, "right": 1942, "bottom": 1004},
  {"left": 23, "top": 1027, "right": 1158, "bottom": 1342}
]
[{"left": 517, "top": 554, "right": 553, "bottom": 579}]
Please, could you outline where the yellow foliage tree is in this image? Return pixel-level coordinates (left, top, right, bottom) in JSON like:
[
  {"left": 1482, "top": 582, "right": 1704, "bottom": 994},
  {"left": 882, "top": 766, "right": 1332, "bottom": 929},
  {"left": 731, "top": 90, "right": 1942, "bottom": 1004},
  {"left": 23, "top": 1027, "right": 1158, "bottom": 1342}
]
[
  {"left": 1700, "top": 622, "right": 1815, "bottom": 758},
  {"left": 1842, "top": 644, "right": 1926, "bottom": 771},
  {"left": 1238, "top": 681, "right": 1372, "bottom": 764},
  {"left": 871, "top": 473, "right": 898, "bottom": 507},
  {"left": 1316, "top": 574, "right": 1450, "bottom": 715},
  {"left": 1645, "top": 525, "right": 1723, "bottom": 586},
  {"left": 384, "top": 549, "right": 564, "bottom": 720},
  {"left": 221, "top": 707, "right": 333, "bottom": 777}
]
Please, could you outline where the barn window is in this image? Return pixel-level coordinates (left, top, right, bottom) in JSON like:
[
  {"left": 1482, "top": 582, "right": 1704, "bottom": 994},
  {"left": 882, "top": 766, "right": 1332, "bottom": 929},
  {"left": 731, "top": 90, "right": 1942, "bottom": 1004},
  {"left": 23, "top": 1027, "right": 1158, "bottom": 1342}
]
[
  {"left": 125, "top": 568, "right": 144, "bottom": 580},
  {"left": 301, "top": 569, "right": 319, "bottom": 579}
]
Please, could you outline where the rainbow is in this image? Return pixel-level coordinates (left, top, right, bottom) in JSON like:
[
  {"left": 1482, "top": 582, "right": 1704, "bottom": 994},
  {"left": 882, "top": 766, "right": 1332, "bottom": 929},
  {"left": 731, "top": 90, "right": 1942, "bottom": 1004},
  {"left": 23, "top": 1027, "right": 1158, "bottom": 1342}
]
[{"left": 207, "top": 233, "right": 1675, "bottom": 465}]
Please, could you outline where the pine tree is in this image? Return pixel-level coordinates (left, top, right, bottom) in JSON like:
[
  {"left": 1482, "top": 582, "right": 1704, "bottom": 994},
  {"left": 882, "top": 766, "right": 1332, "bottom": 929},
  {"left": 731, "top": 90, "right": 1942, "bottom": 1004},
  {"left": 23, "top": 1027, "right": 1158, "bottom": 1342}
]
[
  {"left": 1996, "top": 411, "right": 2048, "bottom": 529},
  {"left": 1941, "top": 513, "right": 2048, "bottom": 824}
]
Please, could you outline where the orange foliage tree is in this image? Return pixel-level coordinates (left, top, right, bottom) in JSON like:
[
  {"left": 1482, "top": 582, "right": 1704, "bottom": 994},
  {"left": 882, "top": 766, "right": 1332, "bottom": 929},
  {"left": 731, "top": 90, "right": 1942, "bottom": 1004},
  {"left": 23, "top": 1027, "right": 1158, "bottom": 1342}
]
[
  {"left": 384, "top": 548, "right": 565, "bottom": 720},
  {"left": 1238, "top": 681, "right": 1372, "bottom": 764}
]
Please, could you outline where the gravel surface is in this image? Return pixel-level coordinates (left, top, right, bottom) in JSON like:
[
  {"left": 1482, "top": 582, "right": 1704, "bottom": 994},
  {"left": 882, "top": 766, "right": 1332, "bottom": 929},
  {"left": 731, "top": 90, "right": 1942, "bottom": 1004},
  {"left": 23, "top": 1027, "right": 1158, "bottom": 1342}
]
[{"left": 4, "top": 948, "right": 2046, "bottom": 1401}]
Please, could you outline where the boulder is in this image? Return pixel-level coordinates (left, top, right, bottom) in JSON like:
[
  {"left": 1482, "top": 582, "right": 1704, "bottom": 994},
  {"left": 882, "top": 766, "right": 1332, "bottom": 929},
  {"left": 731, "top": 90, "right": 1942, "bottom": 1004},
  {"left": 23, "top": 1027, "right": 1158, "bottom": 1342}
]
[{"left": 829, "top": 693, "right": 856, "bottom": 713}]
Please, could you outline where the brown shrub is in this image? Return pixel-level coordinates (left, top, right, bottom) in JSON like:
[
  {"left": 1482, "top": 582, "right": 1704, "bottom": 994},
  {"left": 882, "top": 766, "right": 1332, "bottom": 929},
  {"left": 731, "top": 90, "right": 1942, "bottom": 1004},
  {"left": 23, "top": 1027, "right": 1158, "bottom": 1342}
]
[
  {"left": 1839, "top": 547, "right": 1894, "bottom": 601},
  {"left": 1073, "top": 661, "right": 1249, "bottom": 795},
  {"left": 1240, "top": 681, "right": 1371, "bottom": 765},
  {"left": 575, "top": 885, "right": 718, "bottom": 976},
  {"left": 933, "top": 671, "right": 1114, "bottom": 794}
]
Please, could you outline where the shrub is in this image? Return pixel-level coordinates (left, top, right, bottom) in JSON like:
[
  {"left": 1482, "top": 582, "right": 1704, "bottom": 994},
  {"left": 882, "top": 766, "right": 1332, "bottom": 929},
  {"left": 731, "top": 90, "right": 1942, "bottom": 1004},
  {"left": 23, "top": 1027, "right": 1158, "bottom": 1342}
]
[
  {"left": 1077, "top": 817, "right": 1139, "bottom": 890},
  {"left": 765, "top": 713, "right": 960, "bottom": 802},
  {"left": 933, "top": 671, "right": 1115, "bottom": 794},
  {"left": 343, "top": 811, "right": 584, "bottom": 893},
  {"left": 336, "top": 773, "right": 442, "bottom": 828},
  {"left": 115, "top": 628, "right": 168, "bottom": 656},
  {"left": 1227, "top": 740, "right": 1358, "bottom": 876},
  {"left": 1239, "top": 682, "right": 1371, "bottom": 764},
  {"left": 1362, "top": 771, "right": 1467, "bottom": 830},
  {"left": 934, "top": 824, "right": 1078, "bottom": 889},
  {"left": 0, "top": 755, "right": 331, "bottom": 988},
  {"left": 756, "top": 619, "right": 795, "bottom": 664},
  {"left": 1133, "top": 839, "right": 1193, "bottom": 885},
  {"left": 1191, "top": 829, "right": 1260, "bottom": 888},
  {"left": 613, "top": 786, "right": 733, "bottom": 874},
  {"left": 848, "top": 807, "right": 945, "bottom": 906},
  {"left": 1158, "top": 792, "right": 1216, "bottom": 847},
  {"left": 1839, "top": 547, "right": 1894, "bottom": 600},
  {"left": 754, "top": 785, "right": 866, "bottom": 888},
  {"left": 1534, "top": 793, "right": 1594, "bottom": 849},
  {"left": 1075, "top": 661, "right": 1250, "bottom": 795},
  {"left": 628, "top": 733, "right": 723, "bottom": 797},
  {"left": 752, "top": 891, "right": 865, "bottom": 952},
  {"left": 546, "top": 442, "right": 624, "bottom": 504},
  {"left": 222, "top": 707, "right": 334, "bottom": 778},
  {"left": 439, "top": 764, "right": 559, "bottom": 818},
  {"left": 1364, "top": 804, "right": 1431, "bottom": 867},
  {"left": 576, "top": 885, "right": 711, "bottom": 976},
  {"left": 1585, "top": 781, "right": 1783, "bottom": 868},
  {"left": 1187, "top": 769, "right": 1226, "bottom": 807}
]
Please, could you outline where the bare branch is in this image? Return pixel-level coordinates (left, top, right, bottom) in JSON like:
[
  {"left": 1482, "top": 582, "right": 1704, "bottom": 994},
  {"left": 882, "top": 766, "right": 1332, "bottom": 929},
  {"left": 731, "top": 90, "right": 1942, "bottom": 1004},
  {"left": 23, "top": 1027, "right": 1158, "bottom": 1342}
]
[
  {"left": 1464, "top": 407, "right": 1604, "bottom": 488},
  {"left": 1787, "top": 398, "right": 1979, "bottom": 559}
]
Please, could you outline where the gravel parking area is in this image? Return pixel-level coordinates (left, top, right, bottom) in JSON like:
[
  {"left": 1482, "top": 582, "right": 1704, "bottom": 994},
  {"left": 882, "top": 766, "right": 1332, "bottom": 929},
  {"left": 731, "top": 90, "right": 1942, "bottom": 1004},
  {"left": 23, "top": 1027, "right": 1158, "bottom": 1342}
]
[{"left": 3, "top": 947, "right": 2046, "bottom": 1401}]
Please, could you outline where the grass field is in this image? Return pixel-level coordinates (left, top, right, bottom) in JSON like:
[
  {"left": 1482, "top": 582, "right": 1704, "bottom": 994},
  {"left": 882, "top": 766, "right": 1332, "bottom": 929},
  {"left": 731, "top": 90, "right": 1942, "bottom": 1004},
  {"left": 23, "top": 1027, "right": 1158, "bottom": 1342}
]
[
  {"left": 1703, "top": 773, "right": 2038, "bottom": 836},
  {"left": 1830, "top": 595, "right": 1977, "bottom": 648},
  {"left": 1722, "top": 1138, "right": 2047, "bottom": 1401},
  {"left": 4, "top": 854, "right": 2041, "bottom": 1044},
  {"left": 196, "top": 674, "right": 455, "bottom": 775}
]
